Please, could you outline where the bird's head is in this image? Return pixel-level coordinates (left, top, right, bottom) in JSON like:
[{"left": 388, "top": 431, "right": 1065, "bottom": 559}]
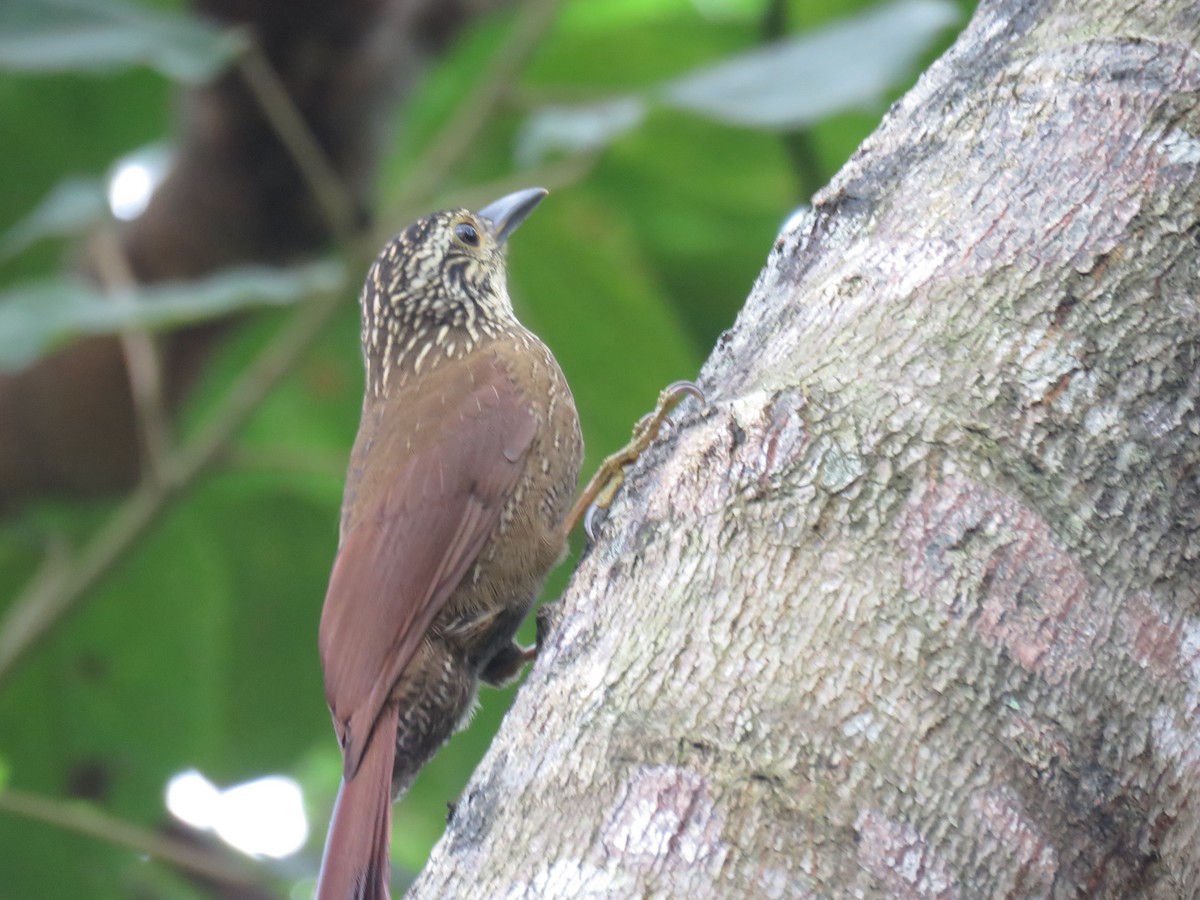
[{"left": 361, "top": 187, "right": 548, "bottom": 389}]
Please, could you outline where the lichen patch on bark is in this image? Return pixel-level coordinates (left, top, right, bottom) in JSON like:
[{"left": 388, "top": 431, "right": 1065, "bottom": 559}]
[{"left": 601, "top": 764, "right": 726, "bottom": 872}]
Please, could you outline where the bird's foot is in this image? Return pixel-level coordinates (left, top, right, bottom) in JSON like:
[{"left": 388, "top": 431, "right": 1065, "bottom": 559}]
[
  {"left": 563, "top": 380, "right": 704, "bottom": 542},
  {"left": 479, "top": 640, "right": 537, "bottom": 686},
  {"left": 477, "top": 605, "right": 555, "bottom": 685}
]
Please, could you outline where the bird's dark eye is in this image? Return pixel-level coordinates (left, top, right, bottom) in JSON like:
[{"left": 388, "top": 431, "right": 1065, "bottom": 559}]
[{"left": 454, "top": 222, "right": 480, "bottom": 246}]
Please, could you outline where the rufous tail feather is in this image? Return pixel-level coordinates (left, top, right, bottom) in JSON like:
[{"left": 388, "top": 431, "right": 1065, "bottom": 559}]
[{"left": 315, "top": 704, "right": 398, "bottom": 900}]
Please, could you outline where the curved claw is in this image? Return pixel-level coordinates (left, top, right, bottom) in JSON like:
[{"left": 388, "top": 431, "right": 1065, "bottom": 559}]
[
  {"left": 583, "top": 503, "right": 603, "bottom": 543},
  {"left": 563, "top": 380, "right": 705, "bottom": 541},
  {"left": 663, "top": 380, "right": 705, "bottom": 406}
]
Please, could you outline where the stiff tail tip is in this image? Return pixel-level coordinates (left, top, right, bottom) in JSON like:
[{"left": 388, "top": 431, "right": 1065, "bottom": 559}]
[{"left": 315, "top": 710, "right": 396, "bottom": 900}]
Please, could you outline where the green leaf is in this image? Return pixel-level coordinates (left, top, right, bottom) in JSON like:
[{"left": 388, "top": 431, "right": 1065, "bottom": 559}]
[
  {"left": 0, "top": 472, "right": 336, "bottom": 897},
  {"left": 0, "top": 69, "right": 172, "bottom": 290},
  {"left": 590, "top": 110, "right": 794, "bottom": 351},
  {"left": 0, "top": 176, "right": 108, "bottom": 260},
  {"left": 0, "top": 262, "right": 345, "bottom": 371},
  {"left": 662, "top": 0, "right": 960, "bottom": 127},
  {"left": 0, "top": 0, "right": 244, "bottom": 82},
  {"left": 517, "top": 0, "right": 959, "bottom": 163},
  {"left": 516, "top": 97, "right": 646, "bottom": 167},
  {"left": 548, "top": 0, "right": 768, "bottom": 35}
]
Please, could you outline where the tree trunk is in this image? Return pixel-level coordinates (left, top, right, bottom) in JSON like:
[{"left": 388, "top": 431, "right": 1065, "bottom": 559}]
[{"left": 410, "top": 0, "right": 1200, "bottom": 896}]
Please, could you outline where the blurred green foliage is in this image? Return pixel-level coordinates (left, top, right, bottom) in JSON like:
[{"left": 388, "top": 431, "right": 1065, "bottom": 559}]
[{"left": 0, "top": 0, "right": 971, "bottom": 895}]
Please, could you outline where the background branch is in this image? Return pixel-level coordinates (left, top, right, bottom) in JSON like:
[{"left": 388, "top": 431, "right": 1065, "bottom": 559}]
[{"left": 0, "top": 788, "right": 265, "bottom": 892}]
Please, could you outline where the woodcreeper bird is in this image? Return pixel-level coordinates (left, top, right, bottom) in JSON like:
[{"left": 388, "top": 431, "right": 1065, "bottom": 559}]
[{"left": 316, "top": 188, "right": 582, "bottom": 899}]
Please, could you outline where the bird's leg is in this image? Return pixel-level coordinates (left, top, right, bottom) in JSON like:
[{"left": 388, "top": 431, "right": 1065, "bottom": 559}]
[
  {"left": 479, "top": 641, "right": 534, "bottom": 685},
  {"left": 512, "top": 381, "right": 704, "bottom": 674},
  {"left": 501, "top": 600, "right": 567, "bottom": 673},
  {"left": 488, "top": 596, "right": 566, "bottom": 673},
  {"left": 562, "top": 380, "right": 705, "bottom": 542}
]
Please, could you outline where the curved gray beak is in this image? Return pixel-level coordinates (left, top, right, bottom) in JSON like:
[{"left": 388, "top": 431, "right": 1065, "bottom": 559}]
[{"left": 477, "top": 187, "right": 548, "bottom": 244}]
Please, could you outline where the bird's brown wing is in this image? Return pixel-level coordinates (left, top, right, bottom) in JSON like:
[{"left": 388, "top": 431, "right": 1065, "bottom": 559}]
[{"left": 318, "top": 354, "right": 536, "bottom": 779}]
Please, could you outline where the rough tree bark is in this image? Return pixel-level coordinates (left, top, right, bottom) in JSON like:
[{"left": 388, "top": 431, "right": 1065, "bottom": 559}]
[{"left": 408, "top": 0, "right": 1200, "bottom": 897}]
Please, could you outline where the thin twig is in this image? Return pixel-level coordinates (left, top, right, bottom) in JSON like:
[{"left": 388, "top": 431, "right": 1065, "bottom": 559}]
[
  {"left": 91, "top": 226, "right": 172, "bottom": 482},
  {"left": 0, "top": 788, "right": 263, "bottom": 890},
  {"left": 759, "top": 0, "right": 826, "bottom": 199},
  {"left": 236, "top": 41, "right": 359, "bottom": 242}
]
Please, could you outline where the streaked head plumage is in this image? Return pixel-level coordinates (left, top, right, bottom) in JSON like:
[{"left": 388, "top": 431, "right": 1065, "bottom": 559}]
[{"left": 359, "top": 188, "right": 548, "bottom": 391}]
